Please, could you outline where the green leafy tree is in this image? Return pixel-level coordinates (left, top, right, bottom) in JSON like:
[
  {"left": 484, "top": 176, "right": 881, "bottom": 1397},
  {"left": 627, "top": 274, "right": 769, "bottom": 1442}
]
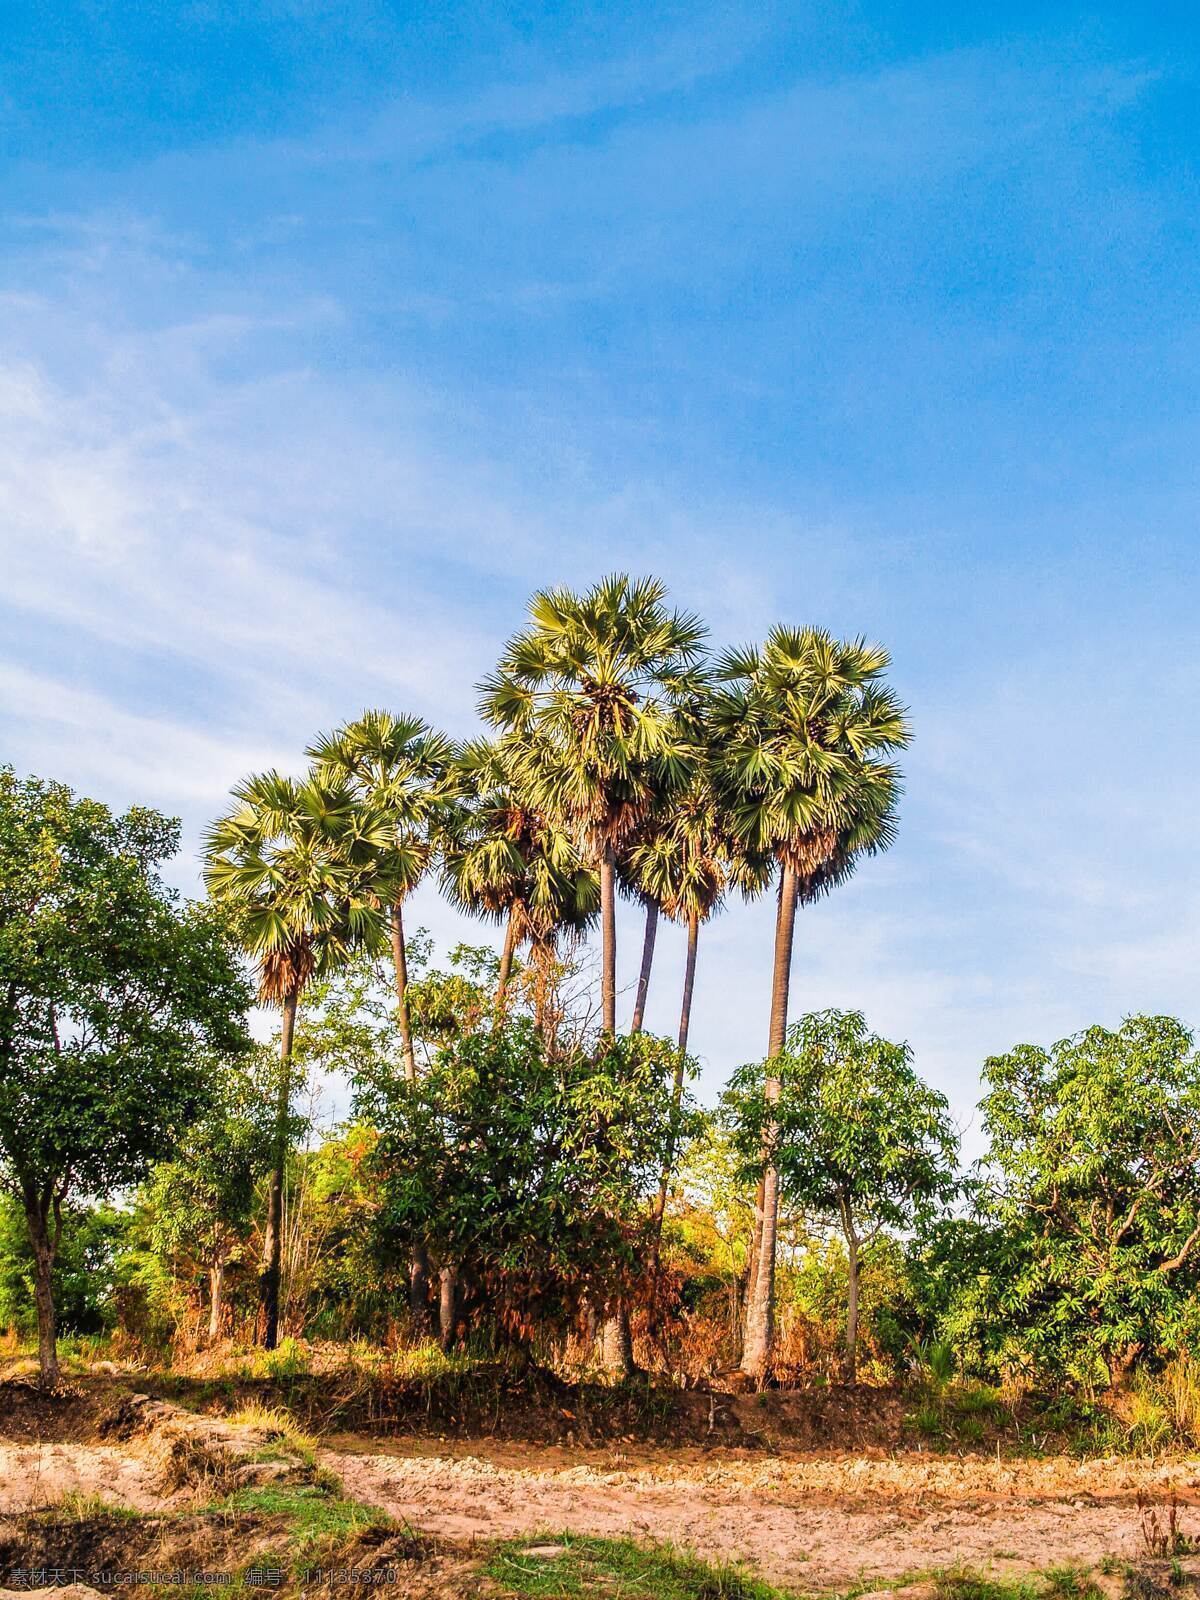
[
  {"left": 961, "top": 1016, "right": 1200, "bottom": 1385},
  {"left": 709, "top": 628, "right": 911, "bottom": 1380},
  {"left": 0, "top": 1195, "right": 127, "bottom": 1342},
  {"left": 366, "top": 1022, "right": 696, "bottom": 1349},
  {"left": 204, "top": 770, "right": 387, "bottom": 1347},
  {"left": 138, "top": 1050, "right": 277, "bottom": 1341},
  {"left": 726, "top": 1009, "right": 956, "bottom": 1380},
  {"left": 0, "top": 769, "right": 251, "bottom": 1383}
]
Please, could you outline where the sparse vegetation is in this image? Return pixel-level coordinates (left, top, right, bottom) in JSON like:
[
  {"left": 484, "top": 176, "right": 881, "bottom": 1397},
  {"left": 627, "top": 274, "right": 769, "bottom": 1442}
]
[{"left": 485, "top": 1532, "right": 788, "bottom": 1600}]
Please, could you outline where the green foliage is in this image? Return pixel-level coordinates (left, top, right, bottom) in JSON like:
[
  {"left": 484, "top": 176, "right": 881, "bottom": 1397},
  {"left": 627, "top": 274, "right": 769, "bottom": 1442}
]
[
  {"left": 0, "top": 766, "right": 251, "bottom": 1374},
  {"left": 942, "top": 1016, "right": 1200, "bottom": 1383},
  {"left": 726, "top": 1010, "right": 958, "bottom": 1239},
  {"left": 138, "top": 1049, "right": 277, "bottom": 1274},
  {"left": 479, "top": 575, "right": 709, "bottom": 844},
  {"left": 0, "top": 767, "right": 252, "bottom": 1202},
  {"left": 0, "top": 1194, "right": 127, "bottom": 1336},
  {"left": 218, "top": 1483, "right": 393, "bottom": 1549},
  {"left": 485, "top": 1532, "right": 789, "bottom": 1600},
  {"left": 708, "top": 627, "right": 910, "bottom": 888},
  {"left": 370, "top": 1021, "right": 698, "bottom": 1325}
]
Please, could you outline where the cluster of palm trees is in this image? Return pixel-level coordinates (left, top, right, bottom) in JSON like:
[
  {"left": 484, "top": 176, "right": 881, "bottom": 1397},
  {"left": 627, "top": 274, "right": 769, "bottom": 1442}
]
[{"left": 203, "top": 574, "right": 910, "bottom": 1381}]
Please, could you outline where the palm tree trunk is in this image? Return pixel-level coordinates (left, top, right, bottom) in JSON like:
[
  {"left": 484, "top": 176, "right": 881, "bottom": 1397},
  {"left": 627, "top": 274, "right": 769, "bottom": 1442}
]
[
  {"left": 741, "top": 864, "right": 799, "bottom": 1383},
  {"left": 262, "top": 987, "right": 297, "bottom": 1351},
  {"left": 391, "top": 903, "right": 431, "bottom": 1332},
  {"left": 495, "top": 908, "right": 517, "bottom": 1012},
  {"left": 741, "top": 885, "right": 788, "bottom": 1345},
  {"left": 651, "top": 911, "right": 699, "bottom": 1241},
  {"left": 630, "top": 901, "right": 658, "bottom": 1033},
  {"left": 390, "top": 903, "right": 418, "bottom": 1083},
  {"left": 599, "top": 841, "right": 617, "bottom": 1033}
]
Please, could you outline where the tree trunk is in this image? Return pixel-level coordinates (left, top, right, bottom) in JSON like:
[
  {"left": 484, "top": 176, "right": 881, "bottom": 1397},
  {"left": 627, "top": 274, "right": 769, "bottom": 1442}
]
[
  {"left": 599, "top": 841, "right": 617, "bottom": 1033},
  {"left": 495, "top": 909, "right": 517, "bottom": 1013},
  {"left": 651, "top": 912, "right": 699, "bottom": 1242},
  {"left": 741, "top": 864, "right": 800, "bottom": 1384},
  {"left": 391, "top": 903, "right": 431, "bottom": 1332},
  {"left": 742, "top": 1171, "right": 765, "bottom": 1339},
  {"left": 601, "top": 1304, "right": 634, "bottom": 1380},
  {"left": 438, "top": 1264, "right": 459, "bottom": 1352},
  {"left": 390, "top": 903, "right": 418, "bottom": 1083},
  {"left": 630, "top": 901, "right": 658, "bottom": 1033},
  {"left": 843, "top": 1211, "right": 859, "bottom": 1385},
  {"left": 209, "top": 1250, "right": 226, "bottom": 1344},
  {"left": 740, "top": 882, "right": 788, "bottom": 1351},
  {"left": 261, "top": 987, "right": 297, "bottom": 1351},
  {"left": 23, "top": 1187, "right": 61, "bottom": 1388}
]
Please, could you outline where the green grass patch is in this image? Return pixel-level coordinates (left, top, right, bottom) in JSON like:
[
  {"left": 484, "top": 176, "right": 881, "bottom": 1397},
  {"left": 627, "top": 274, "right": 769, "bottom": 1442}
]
[
  {"left": 485, "top": 1532, "right": 792, "bottom": 1599},
  {"left": 217, "top": 1484, "right": 393, "bottom": 1550}
]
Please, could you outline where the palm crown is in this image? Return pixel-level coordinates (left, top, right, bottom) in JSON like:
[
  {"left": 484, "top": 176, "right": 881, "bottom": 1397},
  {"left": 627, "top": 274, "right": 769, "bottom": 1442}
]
[
  {"left": 708, "top": 625, "right": 911, "bottom": 894},
  {"left": 202, "top": 770, "right": 389, "bottom": 1005},
  {"left": 307, "top": 710, "right": 459, "bottom": 903},
  {"left": 626, "top": 762, "right": 772, "bottom": 929},
  {"left": 442, "top": 737, "right": 599, "bottom": 957},
  {"left": 478, "top": 574, "right": 708, "bottom": 851}
]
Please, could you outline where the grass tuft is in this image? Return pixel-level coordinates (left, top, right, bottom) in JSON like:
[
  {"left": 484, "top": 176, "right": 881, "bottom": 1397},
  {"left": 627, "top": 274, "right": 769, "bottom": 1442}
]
[
  {"left": 485, "top": 1532, "right": 791, "bottom": 1599},
  {"left": 227, "top": 1402, "right": 320, "bottom": 1465},
  {"left": 217, "top": 1482, "right": 394, "bottom": 1551}
]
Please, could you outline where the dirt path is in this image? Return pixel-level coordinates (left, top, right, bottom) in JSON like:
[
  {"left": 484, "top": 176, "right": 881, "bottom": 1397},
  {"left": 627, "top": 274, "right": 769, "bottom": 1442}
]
[
  {"left": 0, "top": 1443, "right": 164, "bottom": 1514},
  {"left": 331, "top": 1444, "right": 1200, "bottom": 1591}
]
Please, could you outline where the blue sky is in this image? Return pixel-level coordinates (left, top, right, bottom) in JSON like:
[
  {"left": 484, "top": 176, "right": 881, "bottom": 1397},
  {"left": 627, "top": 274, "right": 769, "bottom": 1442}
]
[{"left": 2, "top": 3, "right": 1197, "bottom": 1153}]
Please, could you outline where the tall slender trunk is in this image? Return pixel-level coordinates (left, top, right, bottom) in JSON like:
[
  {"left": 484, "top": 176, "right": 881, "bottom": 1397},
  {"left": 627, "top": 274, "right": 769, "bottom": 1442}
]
[
  {"left": 651, "top": 912, "right": 699, "bottom": 1242},
  {"left": 390, "top": 903, "right": 418, "bottom": 1082},
  {"left": 596, "top": 840, "right": 629, "bottom": 1372},
  {"left": 495, "top": 908, "right": 517, "bottom": 1014},
  {"left": 23, "top": 1185, "right": 62, "bottom": 1388},
  {"left": 438, "top": 1264, "right": 459, "bottom": 1352},
  {"left": 209, "top": 1249, "right": 226, "bottom": 1343},
  {"left": 599, "top": 841, "right": 617, "bottom": 1033},
  {"left": 842, "top": 1205, "right": 860, "bottom": 1384},
  {"left": 630, "top": 902, "right": 658, "bottom": 1033},
  {"left": 391, "top": 903, "right": 431, "bottom": 1331},
  {"left": 741, "top": 864, "right": 799, "bottom": 1383},
  {"left": 741, "top": 884, "right": 789, "bottom": 1348},
  {"left": 262, "top": 987, "right": 297, "bottom": 1350}
]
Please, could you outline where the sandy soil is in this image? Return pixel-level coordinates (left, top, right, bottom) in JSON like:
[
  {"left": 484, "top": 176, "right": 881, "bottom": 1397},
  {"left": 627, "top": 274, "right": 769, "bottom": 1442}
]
[
  {"left": 5, "top": 1384, "right": 1200, "bottom": 1593},
  {"left": 0, "top": 1441, "right": 163, "bottom": 1514},
  {"left": 332, "top": 1443, "right": 1200, "bottom": 1590}
]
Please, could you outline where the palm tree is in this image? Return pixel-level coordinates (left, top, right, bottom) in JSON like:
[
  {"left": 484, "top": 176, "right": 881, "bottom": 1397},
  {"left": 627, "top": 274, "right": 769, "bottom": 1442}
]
[
  {"left": 442, "top": 737, "right": 599, "bottom": 1033},
  {"left": 307, "top": 710, "right": 457, "bottom": 1329},
  {"left": 478, "top": 575, "right": 707, "bottom": 1035},
  {"left": 203, "top": 771, "right": 387, "bottom": 1348},
  {"left": 709, "top": 627, "right": 911, "bottom": 1382},
  {"left": 480, "top": 576, "right": 706, "bottom": 1378}
]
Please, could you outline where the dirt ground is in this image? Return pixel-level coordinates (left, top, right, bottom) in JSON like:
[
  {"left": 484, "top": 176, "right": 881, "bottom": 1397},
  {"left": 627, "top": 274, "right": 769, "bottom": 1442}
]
[
  {"left": 331, "top": 1441, "right": 1200, "bottom": 1590},
  {"left": 3, "top": 1378, "right": 1199, "bottom": 1593}
]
